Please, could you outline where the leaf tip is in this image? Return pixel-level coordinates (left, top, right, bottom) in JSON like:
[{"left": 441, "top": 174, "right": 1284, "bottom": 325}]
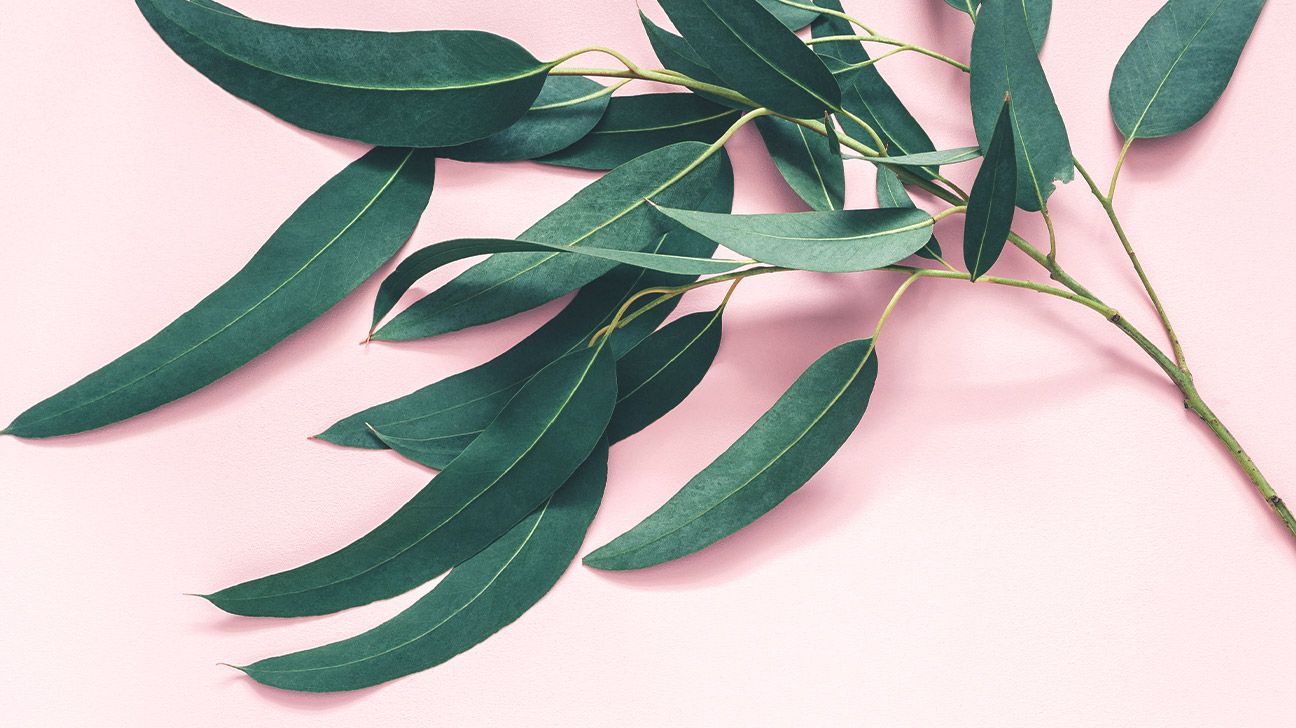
[{"left": 217, "top": 662, "right": 250, "bottom": 674}]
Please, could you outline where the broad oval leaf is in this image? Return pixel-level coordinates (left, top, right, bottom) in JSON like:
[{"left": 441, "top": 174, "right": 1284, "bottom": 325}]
[
  {"left": 940, "top": 1, "right": 1054, "bottom": 51},
  {"left": 370, "top": 143, "right": 728, "bottom": 341},
  {"left": 203, "top": 343, "right": 617, "bottom": 617},
  {"left": 1109, "top": 0, "right": 1266, "bottom": 140},
  {"left": 584, "top": 338, "right": 879, "bottom": 570},
  {"left": 658, "top": 0, "right": 840, "bottom": 118},
  {"left": 438, "top": 76, "right": 611, "bottom": 162},
  {"left": 969, "top": 0, "right": 1072, "bottom": 210},
  {"left": 540, "top": 94, "right": 739, "bottom": 171},
  {"left": 138, "top": 0, "right": 550, "bottom": 147},
  {"left": 964, "top": 99, "right": 1018, "bottom": 281},
  {"left": 608, "top": 308, "right": 725, "bottom": 443},
  {"left": 238, "top": 442, "right": 608, "bottom": 693},
  {"left": 755, "top": 116, "right": 846, "bottom": 211},
  {"left": 875, "top": 167, "right": 942, "bottom": 260},
  {"left": 3, "top": 148, "right": 434, "bottom": 439},
  {"left": 653, "top": 206, "right": 934, "bottom": 273}
]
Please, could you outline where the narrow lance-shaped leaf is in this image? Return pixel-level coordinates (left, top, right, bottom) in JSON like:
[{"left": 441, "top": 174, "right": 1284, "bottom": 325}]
[
  {"left": 969, "top": 0, "right": 1072, "bottom": 210},
  {"left": 438, "top": 76, "right": 611, "bottom": 162},
  {"left": 138, "top": 0, "right": 551, "bottom": 147},
  {"left": 755, "top": 116, "right": 846, "bottom": 212},
  {"left": 3, "top": 148, "right": 434, "bottom": 439},
  {"left": 658, "top": 0, "right": 840, "bottom": 118},
  {"left": 942, "top": 1, "right": 1054, "bottom": 51},
  {"left": 585, "top": 338, "right": 880, "bottom": 570},
  {"left": 203, "top": 342, "right": 617, "bottom": 617},
  {"left": 876, "top": 167, "right": 942, "bottom": 261},
  {"left": 370, "top": 143, "right": 726, "bottom": 342},
  {"left": 964, "top": 99, "right": 1018, "bottom": 281},
  {"left": 865, "top": 147, "right": 982, "bottom": 167},
  {"left": 1109, "top": 0, "right": 1266, "bottom": 141},
  {"left": 653, "top": 206, "right": 934, "bottom": 273},
  {"left": 540, "top": 93, "right": 739, "bottom": 171},
  {"left": 639, "top": 12, "right": 743, "bottom": 110},
  {"left": 238, "top": 442, "right": 609, "bottom": 693}
]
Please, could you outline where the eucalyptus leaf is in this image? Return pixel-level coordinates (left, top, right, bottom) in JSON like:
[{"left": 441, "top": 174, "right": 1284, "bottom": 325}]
[
  {"left": 653, "top": 206, "right": 934, "bottom": 273},
  {"left": 584, "top": 338, "right": 879, "bottom": 570},
  {"left": 204, "top": 343, "right": 617, "bottom": 617},
  {"left": 238, "top": 442, "right": 608, "bottom": 692},
  {"left": 3, "top": 148, "right": 434, "bottom": 439},
  {"left": 964, "top": 99, "right": 1018, "bottom": 281},
  {"left": 757, "top": 0, "right": 821, "bottom": 31},
  {"left": 540, "top": 94, "right": 739, "bottom": 171},
  {"left": 943, "top": 0, "right": 977, "bottom": 14},
  {"left": 370, "top": 143, "right": 727, "bottom": 342},
  {"left": 658, "top": 0, "right": 840, "bottom": 118},
  {"left": 969, "top": 0, "right": 1072, "bottom": 210},
  {"left": 438, "top": 76, "right": 611, "bottom": 162},
  {"left": 875, "top": 167, "right": 941, "bottom": 260},
  {"left": 1109, "top": 0, "right": 1266, "bottom": 140},
  {"left": 755, "top": 116, "right": 846, "bottom": 211},
  {"left": 941, "top": 1, "right": 1053, "bottom": 51},
  {"left": 138, "top": 0, "right": 551, "bottom": 147},
  {"left": 865, "top": 147, "right": 982, "bottom": 167},
  {"left": 639, "top": 12, "right": 743, "bottom": 110}
]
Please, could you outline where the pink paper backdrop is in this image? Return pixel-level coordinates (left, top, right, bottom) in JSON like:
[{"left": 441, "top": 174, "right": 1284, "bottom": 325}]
[{"left": 3, "top": 2, "right": 1294, "bottom": 725}]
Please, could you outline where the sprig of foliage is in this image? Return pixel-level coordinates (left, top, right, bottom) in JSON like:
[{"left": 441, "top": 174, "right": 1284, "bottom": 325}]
[{"left": 5, "top": 0, "right": 1286, "bottom": 693}]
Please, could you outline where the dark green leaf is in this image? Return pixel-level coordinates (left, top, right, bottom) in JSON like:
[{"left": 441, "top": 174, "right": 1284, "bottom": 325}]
[
  {"left": 540, "top": 94, "right": 739, "bottom": 171},
  {"left": 875, "top": 167, "right": 941, "bottom": 260},
  {"left": 438, "top": 76, "right": 611, "bottom": 162},
  {"left": 370, "top": 143, "right": 726, "bottom": 342},
  {"left": 755, "top": 116, "right": 845, "bottom": 211},
  {"left": 608, "top": 308, "right": 725, "bottom": 443},
  {"left": 1109, "top": 0, "right": 1266, "bottom": 140},
  {"left": 943, "top": 0, "right": 978, "bottom": 14},
  {"left": 658, "top": 0, "right": 840, "bottom": 118},
  {"left": 964, "top": 99, "right": 1018, "bottom": 281},
  {"left": 584, "top": 338, "right": 879, "bottom": 570},
  {"left": 866, "top": 147, "right": 982, "bottom": 167},
  {"left": 639, "top": 11, "right": 743, "bottom": 110},
  {"left": 3, "top": 148, "right": 433, "bottom": 439},
  {"left": 653, "top": 206, "right": 934, "bottom": 272},
  {"left": 970, "top": 0, "right": 1072, "bottom": 210},
  {"left": 138, "top": 0, "right": 550, "bottom": 147},
  {"left": 756, "top": 0, "right": 820, "bottom": 31},
  {"left": 238, "top": 441, "right": 608, "bottom": 692},
  {"left": 204, "top": 342, "right": 617, "bottom": 617},
  {"left": 942, "top": 1, "right": 1053, "bottom": 51}
]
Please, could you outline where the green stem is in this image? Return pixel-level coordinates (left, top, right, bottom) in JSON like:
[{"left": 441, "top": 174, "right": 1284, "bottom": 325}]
[
  {"left": 804, "top": 35, "right": 970, "bottom": 73},
  {"left": 777, "top": 0, "right": 877, "bottom": 35}
]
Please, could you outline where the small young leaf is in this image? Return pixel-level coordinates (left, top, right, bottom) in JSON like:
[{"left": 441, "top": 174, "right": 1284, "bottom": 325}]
[
  {"left": 438, "top": 76, "right": 611, "bottom": 162},
  {"left": 653, "top": 206, "right": 934, "bottom": 272},
  {"left": 584, "top": 339, "right": 879, "bottom": 570},
  {"left": 757, "top": 0, "right": 821, "bottom": 31},
  {"left": 608, "top": 308, "right": 726, "bottom": 443},
  {"left": 204, "top": 342, "right": 617, "bottom": 617},
  {"left": 964, "top": 99, "right": 1019, "bottom": 281},
  {"left": 941, "top": 1, "right": 1054, "bottom": 51},
  {"left": 970, "top": 0, "right": 1072, "bottom": 210},
  {"left": 658, "top": 0, "right": 840, "bottom": 118},
  {"left": 865, "top": 147, "right": 982, "bottom": 167},
  {"left": 239, "top": 442, "right": 608, "bottom": 693},
  {"left": 4, "top": 148, "right": 434, "bottom": 439},
  {"left": 1109, "top": 0, "right": 1266, "bottom": 140},
  {"left": 540, "top": 94, "right": 739, "bottom": 171},
  {"left": 138, "top": 0, "right": 550, "bottom": 147},
  {"left": 755, "top": 116, "right": 846, "bottom": 211},
  {"left": 875, "top": 167, "right": 941, "bottom": 260}
]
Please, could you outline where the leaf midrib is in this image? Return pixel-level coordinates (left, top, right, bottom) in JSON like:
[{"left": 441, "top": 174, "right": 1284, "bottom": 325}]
[
  {"left": 1123, "top": 0, "right": 1227, "bottom": 140},
  {"left": 593, "top": 109, "right": 738, "bottom": 136}
]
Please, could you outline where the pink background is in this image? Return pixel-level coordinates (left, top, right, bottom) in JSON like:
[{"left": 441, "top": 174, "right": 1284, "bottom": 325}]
[{"left": 3, "top": 1, "right": 1295, "bottom": 725}]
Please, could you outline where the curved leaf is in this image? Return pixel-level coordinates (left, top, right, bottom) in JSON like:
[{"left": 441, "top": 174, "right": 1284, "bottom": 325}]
[
  {"left": 370, "top": 143, "right": 727, "bottom": 341},
  {"left": 969, "top": 0, "right": 1072, "bottom": 210},
  {"left": 438, "top": 76, "right": 611, "bottom": 162},
  {"left": 203, "top": 342, "right": 617, "bottom": 617},
  {"left": 875, "top": 167, "right": 941, "bottom": 260},
  {"left": 138, "top": 0, "right": 550, "bottom": 147},
  {"left": 540, "top": 94, "right": 739, "bottom": 171},
  {"left": 964, "top": 99, "right": 1018, "bottom": 281},
  {"left": 238, "top": 441, "right": 608, "bottom": 693},
  {"left": 658, "top": 0, "right": 840, "bottom": 118},
  {"left": 584, "top": 338, "right": 879, "bottom": 570},
  {"left": 3, "top": 148, "right": 434, "bottom": 439},
  {"left": 758, "top": 0, "right": 820, "bottom": 31},
  {"left": 1109, "top": 0, "right": 1266, "bottom": 140},
  {"left": 755, "top": 116, "right": 845, "bottom": 211},
  {"left": 639, "top": 12, "right": 745, "bottom": 110},
  {"left": 653, "top": 206, "right": 934, "bottom": 273},
  {"left": 865, "top": 146, "right": 982, "bottom": 167}
]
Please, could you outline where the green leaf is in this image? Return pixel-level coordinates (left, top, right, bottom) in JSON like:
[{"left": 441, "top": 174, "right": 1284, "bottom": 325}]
[
  {"left": 584, "top": 338, "right": 879, "bottom": 570},
  {"left": 3, "top": 148, "right": 433, "bottom": 439},
  {"left": 370, "top": 143, "right": 727, "bottom": 342},
  {"left": 756, "top": 0, "right": 820, "bottom": 31},
  {"left": 755, "top": 116, "right": 845, "bottom": 211},
  {"left": 865, "top": 146, "right": 982, "bottom": 167},
  {"left": 943, "top": 0, "right": 978, "bottom": 14},
  {"left": 540, "top": 93, "right": 739, "bottom": 171},
  {"left": 658, "top": 0, "right": 840, "bottom": 118},
  {"left": 942, "top": 1, "right": 1053, "bottom": 51},
  {"left": 238, "top": 441, "right": 608, "bottom": 693},
  {"left": 964, "top": 99, "right": 1019, "bottom": 281},
  {"left": 1109, "top": 0, "right": 1266, "bottom": 140},
  {"left": 204, "top": 342, "right": 617, "bottom": 617},
  {"left": 438, "top": 76, "right": 611, "bottom": 162},
  {"left": 640, "top": 11, "right": 741, "bottom": 109},
  {"left": 653, "top": 206, "right": 934, "bottom": 272},
  {"left": 875, "top": 167, "right": 941, "bottom": 261},
  {"left": 969, "top": 0, "right": 1072, "bottom": 211},
  {"left": 137, "top": 0, "right": 550, "bottom": 147},
  {"left": 608, "top": 308, "right": 725, "bottom": 443}
]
